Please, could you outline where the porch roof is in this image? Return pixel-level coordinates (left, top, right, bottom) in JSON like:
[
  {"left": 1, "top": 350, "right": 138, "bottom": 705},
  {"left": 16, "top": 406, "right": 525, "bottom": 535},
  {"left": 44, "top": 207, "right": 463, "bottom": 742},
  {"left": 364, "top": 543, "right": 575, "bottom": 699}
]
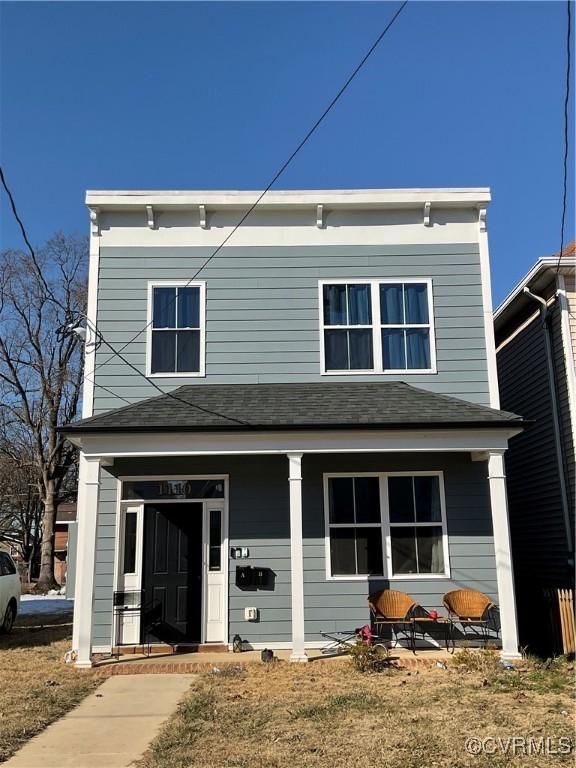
[{"left": 62, "top": 382, "right": 524, "bottom": 434}]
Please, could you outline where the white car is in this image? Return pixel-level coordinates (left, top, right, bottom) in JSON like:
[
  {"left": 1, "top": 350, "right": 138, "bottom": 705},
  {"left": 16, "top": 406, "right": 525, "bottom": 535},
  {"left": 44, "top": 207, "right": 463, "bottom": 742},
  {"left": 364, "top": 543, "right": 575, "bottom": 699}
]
[{"left": 0, "top": 551, "right": 21, "bottom": 633}]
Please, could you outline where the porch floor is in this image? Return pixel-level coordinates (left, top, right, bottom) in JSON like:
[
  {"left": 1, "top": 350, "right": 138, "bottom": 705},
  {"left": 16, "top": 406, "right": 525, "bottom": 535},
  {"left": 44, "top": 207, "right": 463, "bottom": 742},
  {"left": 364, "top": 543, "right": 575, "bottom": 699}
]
[{"left": 94, "top": 647, "right": 453, "bottom": 673}]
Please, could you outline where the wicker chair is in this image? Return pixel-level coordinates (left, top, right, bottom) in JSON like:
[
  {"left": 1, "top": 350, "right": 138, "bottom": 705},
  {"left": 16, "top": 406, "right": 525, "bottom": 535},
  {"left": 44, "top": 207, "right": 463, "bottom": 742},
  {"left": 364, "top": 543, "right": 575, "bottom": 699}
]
[
  {"left": 368, "top": 589, "right": 419, "bottom": 654},
  {"left": 443, "top": 589, "right": 498, "bottom": 651}
]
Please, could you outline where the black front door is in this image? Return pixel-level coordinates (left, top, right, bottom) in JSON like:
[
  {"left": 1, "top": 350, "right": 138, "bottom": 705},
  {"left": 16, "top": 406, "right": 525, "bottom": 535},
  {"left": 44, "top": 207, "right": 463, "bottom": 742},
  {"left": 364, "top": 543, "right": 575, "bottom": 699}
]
[{"left": 142, "top": 503, "right": 203, "bottom": 644}]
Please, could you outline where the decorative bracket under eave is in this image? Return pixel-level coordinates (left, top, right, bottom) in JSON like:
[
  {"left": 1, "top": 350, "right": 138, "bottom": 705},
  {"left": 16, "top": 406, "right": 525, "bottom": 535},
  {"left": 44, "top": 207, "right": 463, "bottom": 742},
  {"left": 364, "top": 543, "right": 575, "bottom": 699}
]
[
  {"left": 89, "top": 207, "right": 100, "bottom": 237},
  {"left": 423, "top": 201, "right": 432, "bottom": 227},
  {"left": 478, "top": 206, "right": 487, "bottom": 232},
  {"left": 146, "top": 205, "right": 155, "bottom": 229},
  {"left": 316, "top": 204, "right": 324, "bottom": 229},
  {"left": 199, "top": 205, "right": 207, "bottom": 229}
]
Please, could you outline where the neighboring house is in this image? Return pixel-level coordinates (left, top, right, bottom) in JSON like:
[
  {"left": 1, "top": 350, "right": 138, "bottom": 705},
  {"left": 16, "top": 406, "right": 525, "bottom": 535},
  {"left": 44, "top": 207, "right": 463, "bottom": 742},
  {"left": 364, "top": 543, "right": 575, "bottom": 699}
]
[
  {"left": 494, "top": 242, "right": 575, "bottom": 653},
  {"left": 62, "top": 188, "right": 525, "bottom": 667},
  {"left": 54, "top": 502, "right": 77, "bottom": 587}
]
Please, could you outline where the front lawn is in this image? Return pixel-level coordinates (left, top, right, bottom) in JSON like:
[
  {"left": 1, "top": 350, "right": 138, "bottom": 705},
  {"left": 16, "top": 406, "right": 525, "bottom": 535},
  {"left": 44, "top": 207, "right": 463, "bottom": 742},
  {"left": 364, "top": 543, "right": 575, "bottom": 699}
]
[
  {"left": 0, "top": 610, "right": 99, "bottom": 763},
  {"left": 138, "top": 651, "right": 575, "bottom": 768}
]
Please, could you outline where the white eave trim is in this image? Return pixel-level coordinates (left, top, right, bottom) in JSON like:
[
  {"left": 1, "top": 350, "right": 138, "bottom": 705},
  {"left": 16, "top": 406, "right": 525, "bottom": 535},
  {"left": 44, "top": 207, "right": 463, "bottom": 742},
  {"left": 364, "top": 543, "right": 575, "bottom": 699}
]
[
  {"left": 85, "top": 188, "right": 491, "bottom": 211},
  {"left": 494, "top": 255, "right": 576, "bottom": 323},
  {"left": 68, "top": 426, "right": 522, "bottom": 458}
]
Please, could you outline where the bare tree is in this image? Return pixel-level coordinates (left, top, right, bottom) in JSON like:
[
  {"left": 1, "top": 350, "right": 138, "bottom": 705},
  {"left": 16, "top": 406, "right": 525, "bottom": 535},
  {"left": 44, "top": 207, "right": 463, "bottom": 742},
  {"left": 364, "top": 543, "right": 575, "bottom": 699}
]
[
  {"left": 0, "top": 450, "right": 43, "bottom": 577},
  {"left": 0, "top": 233, "right": 87, "bottom": 591}
]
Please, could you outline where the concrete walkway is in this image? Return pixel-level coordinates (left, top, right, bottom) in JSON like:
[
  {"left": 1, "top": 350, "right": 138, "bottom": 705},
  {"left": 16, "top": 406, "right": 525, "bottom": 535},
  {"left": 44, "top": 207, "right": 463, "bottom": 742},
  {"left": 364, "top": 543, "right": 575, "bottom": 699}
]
[{"left": 5, "top": 674, "right": 195, "bottom": 768}]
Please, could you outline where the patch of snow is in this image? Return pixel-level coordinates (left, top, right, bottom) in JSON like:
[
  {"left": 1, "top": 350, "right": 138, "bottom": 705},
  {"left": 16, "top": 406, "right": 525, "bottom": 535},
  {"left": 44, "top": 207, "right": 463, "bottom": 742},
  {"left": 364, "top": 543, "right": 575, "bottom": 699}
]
[{"left": 19, "top": 595, "right": 74, "bottom": 615}]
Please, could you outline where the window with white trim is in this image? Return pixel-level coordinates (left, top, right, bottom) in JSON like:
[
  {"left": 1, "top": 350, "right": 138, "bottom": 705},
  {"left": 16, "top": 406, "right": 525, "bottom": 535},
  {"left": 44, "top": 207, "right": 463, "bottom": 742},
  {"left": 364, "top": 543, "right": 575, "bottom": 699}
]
[
  {"left": 148, "top": 283, "right": 205, "bottom": 375},
  {"left": 324, "top": 472, "right": 448, "bottom": 578},
  {"left": 327, "top": 477, "right": 383, "bottom": 575},
  {"left": 380, "top": 283, "right": 431, "bottom": 370},
  {"left": 320, "top": 279, "right": 435, "bottom": 374},
  {"left": 322, "top": 284, "right": 374, "bottom": 371},
  {"left": 388, "top": 475, "right": 445, "bottom": 575}
]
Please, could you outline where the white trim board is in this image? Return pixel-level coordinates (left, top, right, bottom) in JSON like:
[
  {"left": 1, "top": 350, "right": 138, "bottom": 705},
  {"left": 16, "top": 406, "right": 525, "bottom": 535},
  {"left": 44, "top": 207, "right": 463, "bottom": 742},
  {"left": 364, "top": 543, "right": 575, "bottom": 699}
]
[{"left": 71, "top": 428, "right": 522, "bottom": 458}]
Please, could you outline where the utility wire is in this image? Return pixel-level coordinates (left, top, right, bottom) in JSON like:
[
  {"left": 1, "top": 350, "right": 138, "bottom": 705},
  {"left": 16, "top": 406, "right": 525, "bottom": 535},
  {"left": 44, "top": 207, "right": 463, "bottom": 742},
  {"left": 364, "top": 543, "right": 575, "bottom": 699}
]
[
  {"left": 0, "top": 166, "right": 65, "bottom": 312},
  {"left": 2, "top": 2, "right": 409, "bottom": 423},
  {"left": 556, "top": 0, "right": 572, "bottom": 274},
  {"left": 92, "top": 0, "right": 409, "bottom": 375}
]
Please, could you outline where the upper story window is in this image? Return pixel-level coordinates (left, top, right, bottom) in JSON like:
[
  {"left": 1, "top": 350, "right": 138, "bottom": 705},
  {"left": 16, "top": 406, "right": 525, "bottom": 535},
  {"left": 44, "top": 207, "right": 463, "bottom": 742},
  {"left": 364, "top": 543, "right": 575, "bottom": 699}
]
[
  {"left": 147, "top": 282, "right": 206, "bottom": 377},
  {"left": 320, "top": 279, "right": 436, "bottom": 375}
]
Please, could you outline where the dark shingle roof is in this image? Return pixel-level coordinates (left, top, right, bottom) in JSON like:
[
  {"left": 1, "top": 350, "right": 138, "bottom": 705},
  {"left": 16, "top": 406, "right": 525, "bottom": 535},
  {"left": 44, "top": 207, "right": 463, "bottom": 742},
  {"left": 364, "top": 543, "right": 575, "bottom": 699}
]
[{"left": 62, "top": 382, "right": 524, "bottom": 434}]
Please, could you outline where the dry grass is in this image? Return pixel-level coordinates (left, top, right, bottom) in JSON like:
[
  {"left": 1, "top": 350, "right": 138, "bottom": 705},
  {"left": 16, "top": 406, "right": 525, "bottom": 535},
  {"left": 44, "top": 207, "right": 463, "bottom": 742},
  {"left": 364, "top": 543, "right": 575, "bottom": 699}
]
[
  {"left": 0, "top": 610, "right": 99, "bottom": 763},
  {"left": 138, "top": 653, "right": 575, "bottom": 768}
]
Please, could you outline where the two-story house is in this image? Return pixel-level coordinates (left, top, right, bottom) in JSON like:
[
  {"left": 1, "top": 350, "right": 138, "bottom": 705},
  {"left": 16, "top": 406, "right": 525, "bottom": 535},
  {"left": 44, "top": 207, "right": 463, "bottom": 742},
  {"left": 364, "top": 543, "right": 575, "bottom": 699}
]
[{"left": 62, "top": 188, "right": 524, "bottom": 666}]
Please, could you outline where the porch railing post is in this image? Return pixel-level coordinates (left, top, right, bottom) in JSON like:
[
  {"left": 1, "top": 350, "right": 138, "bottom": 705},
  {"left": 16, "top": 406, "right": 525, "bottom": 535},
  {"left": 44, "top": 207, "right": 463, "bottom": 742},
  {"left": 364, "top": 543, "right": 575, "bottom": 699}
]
[
  {"left": 287, "top": 452, "right": 308, "bottom": 662},
  {"left": 487, "top": 450, "right": 521, "bottom": 659},
  {"left": 72, "top": 454, "right": 101, "bottom": 667}
]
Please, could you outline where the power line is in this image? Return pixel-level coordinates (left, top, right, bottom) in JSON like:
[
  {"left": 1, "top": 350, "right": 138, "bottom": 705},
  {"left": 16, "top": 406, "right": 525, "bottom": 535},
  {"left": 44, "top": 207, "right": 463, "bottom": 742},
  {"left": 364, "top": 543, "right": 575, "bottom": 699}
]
[
  {"left": 94, "top": 334, "right": 250, "bottom": 425},
  {"left": 0, "top": 166, "right": 65, "bottom": 311},
  {"left": 92, "top": 0, "right": 409, "bottom": 375},
  {"left": 556, "top": 0, "right": 572, "bottom": 275},
  {"left": 2, "top": 2, "right": 409, "bottom": 424}
]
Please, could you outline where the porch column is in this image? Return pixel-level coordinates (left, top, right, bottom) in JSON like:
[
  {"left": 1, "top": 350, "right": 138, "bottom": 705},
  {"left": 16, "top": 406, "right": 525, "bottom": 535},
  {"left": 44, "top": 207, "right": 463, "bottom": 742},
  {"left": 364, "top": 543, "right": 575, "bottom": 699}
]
[
  {"left": 72, "top": 454, "right": 101, "bottom": 668},
  {"left": 287, "top": 452, "right": 308, "bottom": 662},
  {"left": 487, "top": 451, "right": 520, "bottom": 659}
]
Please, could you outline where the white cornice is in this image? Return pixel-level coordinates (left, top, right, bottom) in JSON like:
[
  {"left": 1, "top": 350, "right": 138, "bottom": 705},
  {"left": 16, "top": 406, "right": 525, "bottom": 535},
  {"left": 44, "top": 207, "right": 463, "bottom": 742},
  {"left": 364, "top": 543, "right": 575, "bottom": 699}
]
[{"left": 85, "top": 188, "right": 491, "bottom": 211}]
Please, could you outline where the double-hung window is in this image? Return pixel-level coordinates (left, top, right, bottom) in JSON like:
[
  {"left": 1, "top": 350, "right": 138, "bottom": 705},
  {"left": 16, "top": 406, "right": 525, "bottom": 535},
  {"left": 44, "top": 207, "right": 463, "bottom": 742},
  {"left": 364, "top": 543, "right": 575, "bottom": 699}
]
[
  {"left": 148, "top": 282, "right": 205, "bottom": 376},
  {"left": 387, "top": 475, "right": 446, "bottom": 575},
  {"left": 326, "top": 476, "right": 383, "bottom": 576},
  {"left": 322, "top": 284, "right": 373, "bottom": 370},
  {"left": 320, "top": 279, "right": 435, "bottom": 374},
  {"left": 324, "top": 473, "right": 448, "bottom": 579}
]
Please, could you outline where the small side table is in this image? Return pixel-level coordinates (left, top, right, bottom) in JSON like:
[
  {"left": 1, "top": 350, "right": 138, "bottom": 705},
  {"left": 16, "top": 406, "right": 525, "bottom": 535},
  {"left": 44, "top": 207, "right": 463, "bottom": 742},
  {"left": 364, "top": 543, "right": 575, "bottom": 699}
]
[{"left": 410, "top": 616, "right": 450, "bottom": 654}]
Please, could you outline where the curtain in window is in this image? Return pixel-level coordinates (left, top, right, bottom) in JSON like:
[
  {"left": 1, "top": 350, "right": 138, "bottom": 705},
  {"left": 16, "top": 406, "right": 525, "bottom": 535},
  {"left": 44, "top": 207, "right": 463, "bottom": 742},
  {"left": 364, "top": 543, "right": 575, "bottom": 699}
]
[
  {"left": 323, "top": 285, "right": 347, "bottom": 325},
  {"left": 178, "top": 287, "right": 200, "bottom": 328},
  {"left": 406, "top": 329, "right": 430, "bottom": 369},
  {"left": 348, "top": 329, "right": 373, "bottom": 369},
  {"left": 404, "top": 283, "right": 429, "bottom": 323},
  {"left": 348, "top": 285, "right": 372, "bottom": 324},
  {"left": 382, "top": 328, "right": 406, "bottom": 369},
  {"left": 153, "top": 287, "right": 176, "bottom": 328},
  {"left": 380, "top": 284, "right": 404, "bottom": 324}
]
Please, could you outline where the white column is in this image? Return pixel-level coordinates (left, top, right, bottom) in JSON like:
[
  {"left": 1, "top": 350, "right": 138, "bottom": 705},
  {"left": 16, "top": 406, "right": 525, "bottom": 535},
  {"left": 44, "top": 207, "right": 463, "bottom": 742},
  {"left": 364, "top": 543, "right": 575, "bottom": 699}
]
[
  {"left": 288, "top": 452, "right": 308, "bottom": 662},
  {"left": 488, "top": 451, "right": 521, "bottom": 659},
  {"left": 72, "top": 454, "right": 101, "bottom": 668}
]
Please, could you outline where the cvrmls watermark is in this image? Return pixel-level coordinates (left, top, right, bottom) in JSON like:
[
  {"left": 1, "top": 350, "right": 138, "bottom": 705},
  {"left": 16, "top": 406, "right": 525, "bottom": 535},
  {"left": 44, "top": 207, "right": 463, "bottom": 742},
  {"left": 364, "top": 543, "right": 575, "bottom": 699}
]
[{"left": 465, "top": 736, "right": 573, "bottom": 756}]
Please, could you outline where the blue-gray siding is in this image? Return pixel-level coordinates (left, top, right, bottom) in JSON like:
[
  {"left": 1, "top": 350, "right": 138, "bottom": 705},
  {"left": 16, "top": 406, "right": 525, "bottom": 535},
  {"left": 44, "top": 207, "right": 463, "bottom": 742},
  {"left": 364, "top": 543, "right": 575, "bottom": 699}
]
[
  {"left": 93, "top": 244, "right": 490, "bottom": 412},
  {"left": 92, "top": 453, "right": 496, "bottom": 647}
]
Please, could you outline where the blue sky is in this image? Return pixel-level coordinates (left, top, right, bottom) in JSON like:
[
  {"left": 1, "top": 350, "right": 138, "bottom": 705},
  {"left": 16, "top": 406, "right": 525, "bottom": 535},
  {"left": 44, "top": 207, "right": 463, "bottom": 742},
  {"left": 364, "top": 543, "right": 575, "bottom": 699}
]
[{"left": 0, "top": 1, "right": 573, "bottom": 306}]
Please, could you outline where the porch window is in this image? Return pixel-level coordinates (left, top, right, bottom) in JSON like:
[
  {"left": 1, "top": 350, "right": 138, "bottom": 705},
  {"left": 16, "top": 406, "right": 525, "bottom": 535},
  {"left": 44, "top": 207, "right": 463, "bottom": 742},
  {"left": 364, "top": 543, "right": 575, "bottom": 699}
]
[
  {"left": 208, "top": 509, "right": 222, "bottom": 571},
  {"left": 324, "top": 472, "right": 448, "bottom": 579},
  {"left": 388, "top": 475, "right": 445, "bottom": 575},
  {"left": 148, "top": 282, "right": 205, "bottom": 375},
  {"left": 320, "top": 279, "right": 435, "bottom": 374},
  {"left": 327, "top": 477, "right": 383, "bottom": 575},
  {"left": 122, "top": 511, "right": 137, "bottom": 574}
]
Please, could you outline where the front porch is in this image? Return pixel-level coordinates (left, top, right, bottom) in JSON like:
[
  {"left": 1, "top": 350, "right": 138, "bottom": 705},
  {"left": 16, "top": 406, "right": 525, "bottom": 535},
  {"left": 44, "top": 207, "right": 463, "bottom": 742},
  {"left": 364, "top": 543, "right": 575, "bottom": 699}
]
[{"left": 62, "top": 381, "right": 525, "bottom": 666}]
